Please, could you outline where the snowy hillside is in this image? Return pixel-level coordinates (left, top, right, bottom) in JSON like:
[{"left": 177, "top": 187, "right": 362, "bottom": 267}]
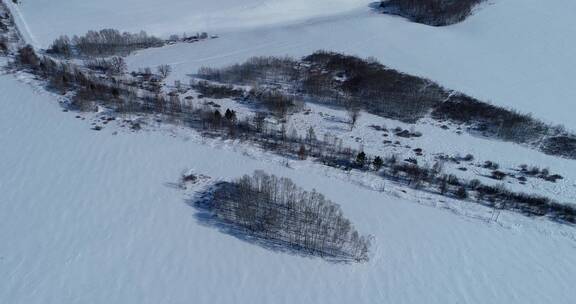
[{"left": 2, "top": 0, "right": 576, "bottom": 303}]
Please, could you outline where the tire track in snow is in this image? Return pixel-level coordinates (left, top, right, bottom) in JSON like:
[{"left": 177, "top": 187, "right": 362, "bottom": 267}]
[{"left": 3, "top": 1, "right": 40, "bottom": 48}]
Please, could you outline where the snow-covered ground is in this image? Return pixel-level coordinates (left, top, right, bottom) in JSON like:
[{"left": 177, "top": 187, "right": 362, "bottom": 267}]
[
  {"left": 13, "top": 0, "right": 576, "bottom": 128},
  {"left": 174, "top": 87, "right": 576, "bottom": 204},
  {"left": 11, "top": 0, "right": 368, "bottom": 47},
  {"left": 125, "top": 0, "right": 576, "bottom": 130},
  {"left": 3, "top": 0, "right": 576, "bottom": 303},
  {"left": 2, "top": 72, "right": 576, "bottom": 304},
  {"left": 285, "top": 103, "right": 576, "bottom": 203}
]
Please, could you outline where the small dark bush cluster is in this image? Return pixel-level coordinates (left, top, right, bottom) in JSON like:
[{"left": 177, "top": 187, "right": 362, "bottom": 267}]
[
  {"left": 0, "top": 34, "right": 7, "bottom": 55},
  {"left": 482, "top": 160, "right": 499, "bottom": 170},
  {"left": 84, "top": 57, "right": 127, "bottom": 75},
  {"left": 432, "top": 94, "right": 549, "bottom": 142},
  {"left": 167, "top": 32, "right": 209, "bottom": 43},
  {"left": 385, "top": 160, "right": 576, "bottom": 224},
  {"left": 541, "top": 136, "right": 576, "bottom": 159},
  {"left": 192, "top": 81, "right": 303, "bottom": 117},
  {"left": 16, "top": 45, "right": 39, "bottom": 66},
  {"left": 197, "top": 171, "right": 371, "bottom": 262},
  {"left": 47, "top": 29, "right": 164, "bottom": 57},
  {"left": 518, "top": 164, "right": 564, "bottom": 183},
  {"left": 197, "top": 56, "right": 300, "bottom": 86},
  {"left": 490, "top": 170, "right": 507, "bottom": 180},
  {"left": 476, "top": 184, "right": 576, "bottom": 223},
  {"left": 432, "top": 95, "right": 576, "bottom": 158},
  {"left": 0, "top": 36, "right": 7, "bottom": 54},
  {"left": 394, "top": 127, "right": 422, "bottom": 138},
  {"left": 0, "top": 5, "right": 10, "bottom": 33},
  {"left": 247, "top": 87, "right": 304, "bottom": 117},
  {"left": 192, "top": 81, "right": 244, "bottom": 99},
  {"left": 380, "top": 0, "right": 483, "bottom": 26},
  {"left": 0, "top": 4, "right": 10, "bottom": 53}
]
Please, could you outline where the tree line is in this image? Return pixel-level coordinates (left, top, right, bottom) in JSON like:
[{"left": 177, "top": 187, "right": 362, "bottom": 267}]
[
  {"left": 11, "top": 45, "right": 576, "bottom": 226},
  {"left": 47, "top": 29, "right": 164, "bottom": 57},
  {"left": 196, "top": 51, "right": 576, "bottom": 159}
]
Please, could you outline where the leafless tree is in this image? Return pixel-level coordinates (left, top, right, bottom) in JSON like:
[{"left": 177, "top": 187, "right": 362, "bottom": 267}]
[
  {"left": 347, "top": 104, "right": 361, "bottom": 130},
  {"left": 158, "top": 64, "right": 172, "bottom": 79},
  {"left": 204, "top": 171, "right": 372, "bottom": 262}
]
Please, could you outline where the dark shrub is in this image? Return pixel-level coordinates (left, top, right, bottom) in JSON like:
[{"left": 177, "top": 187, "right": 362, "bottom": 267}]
[
  {"left": 380, "top": 0, "right": 483, "bottom": 26},
  {"left": 541, "top": 136, "right": 576, "bottom": 159}
]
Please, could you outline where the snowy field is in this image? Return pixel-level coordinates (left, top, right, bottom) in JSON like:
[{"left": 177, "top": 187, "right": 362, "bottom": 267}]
[
  {"left": 285, "top": 103, "right": 576, "bottom": 203},
  {"left": 171, "top": 88, "right": 576, "bottom": 204},
  {"left": 2, "top": 72, "right": 576, "bottom": 304},
  {"left": 3, "top": 0, "right": 576, "bottom": 303},
  {"left": 11, "top": 0, "right": 368, "bottom": 47},
  {"left": 122, "top": 0, "right": 576, "bottom": 130},
  {"left": 12, "top": 1, "right": 576, "bottom": 128}
]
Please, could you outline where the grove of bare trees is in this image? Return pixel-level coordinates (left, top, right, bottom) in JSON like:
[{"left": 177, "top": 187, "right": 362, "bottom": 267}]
[
  {"left": 201, "top": 171, "right": 371, "bottom": 262},
  {"left": 47, "top": 29, "right": 164, "bottom": 57}
]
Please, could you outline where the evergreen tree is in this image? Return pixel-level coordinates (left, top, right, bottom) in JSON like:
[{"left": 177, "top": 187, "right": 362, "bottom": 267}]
[
  {"left": 212, "top": 110, "right": 222, "bottom": 128},
  {"left": 298, "top": 144, "right": 307, "bottom": 160},
  {"left": 356, "top": 151, "right": 366, "bottom": 168},
  {"left": 224, "top": 108, "right": 237, "bottom": 122},
  {"left": 306, "top": 126, "right": 316, "bottom": 144},
  {"left": 373, "top": 156, "right": 383, "bottom": 170}
]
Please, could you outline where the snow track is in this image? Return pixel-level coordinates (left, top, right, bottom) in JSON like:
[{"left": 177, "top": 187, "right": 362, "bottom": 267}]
[{"left": 2, "top": 0, "right": 39, "bottom": 47}]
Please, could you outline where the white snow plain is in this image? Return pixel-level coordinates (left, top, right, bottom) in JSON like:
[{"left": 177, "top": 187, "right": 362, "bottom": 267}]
[
  {"left": 2, "top": 73, "right": 576, "bottom": 304},
  {"left": 3, "top": 0, "right": 576, "bottom": 303},
  {"left": 12, "top": 0, "right": 368, "bottom": 47},
  {"left": 123, "top": 0, "right": 576, "bottom": 131},
  {"left": 13, "top": 0, "right": 576, "bottom": 128}
]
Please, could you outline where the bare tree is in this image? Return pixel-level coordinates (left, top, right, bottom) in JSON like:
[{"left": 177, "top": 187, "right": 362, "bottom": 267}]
[
  {"left": 347, "top": 105, "right": 361, "bottom": 130},
  {"left": 157, "top": 64, "right": 172, "bottom": 79},
  {"left": 47, "top": 35, "right": 72, "bottom": 57}
]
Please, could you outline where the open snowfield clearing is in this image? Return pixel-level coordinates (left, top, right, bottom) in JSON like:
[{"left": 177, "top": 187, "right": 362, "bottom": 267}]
[
  {"left": 172, "top": 89, "right": 576, "bottom": 205},
  {"left": 2, "top": 71, "right": 576, "bottom": 304},
  {"left": 125, "top": 0, "right": 576, "bottom": 130},
  {"left": 285, "top": 103, "right": 576, "bottom": 203},
  {"left": 12, "top": 1, "right": 576, "bottom": 128},
  {"left": 4, "top": 1, "right": 576, "bottom": 303},
  {"left": 10, "top": 0, "right": 368, "bottom": 47}
]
